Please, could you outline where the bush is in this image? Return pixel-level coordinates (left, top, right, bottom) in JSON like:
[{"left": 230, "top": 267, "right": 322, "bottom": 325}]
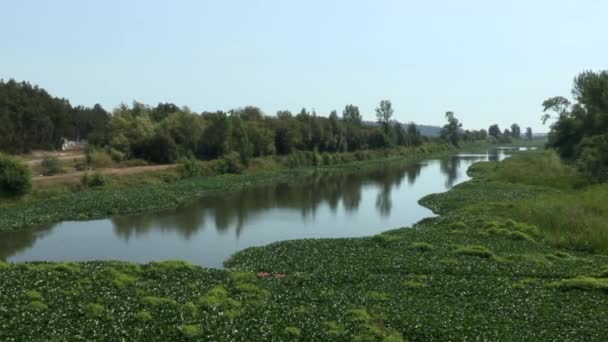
[
  {"left": 0, "top": 153, "right": 32, "bottom": 197},
  {"left": 88, "top": 149, "right": 113, "bottom": 169},
  {"left": 41, "top": 156, "right": 63, "bottom": 176},
  {"left": 178, "top": 158, "right": 214, "bottom": 178},
  {"left": 216, "top": 152, "right": 245, "bottom": 174},
  {"left": 120, "top": 159, "right": 149, "bottom": 168},
  {"left": 82, "top": 172, "right": 106, "bottom": 188},
  {"left": 140, "top": 133, "right": 178, "bottom": 164},
  {"left": 576, "top": 134, "right": 608, "bottom": 182},
  {"left": 108, "top": 148, "right": 126, "bottom": 162}
]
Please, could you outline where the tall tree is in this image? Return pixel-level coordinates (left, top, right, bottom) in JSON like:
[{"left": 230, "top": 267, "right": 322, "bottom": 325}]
[
  {"left": 525, "top": 127, "right": 533, "bottom": 140},
  {"left": 375, "top": 100, "right": 393, "bottom": 133},
  {"left": 342, "top": 104, "right": 362, "bottom": 125},
  {"left": 510, "top": 123, "right": 521, "bottom": 139},
  {"left": 488, "top": 124, "right": 501, "bottom": 138},
  {"left": 440, "top": 111, "right": 462, "bottom": 146}
]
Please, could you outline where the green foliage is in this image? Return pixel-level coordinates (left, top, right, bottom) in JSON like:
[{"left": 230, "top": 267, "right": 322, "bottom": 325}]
[
  {"left": 343, "top": 104, "right": 362, "bottom": 125},
  {"left": 545, "top": 70, "right": 608, "bottom": 179},
  {"left": 26, "top": 300, "right": 48, "bottom": 311},
  {"left": 0, "top": 153, "right": 32, "bottom": 197},
  {"left": 411, "top": 242, "right": 434, "bottom": 251},
  {"left": 216, "top": 152, "right": 245, "bottom": 174},
  {"left": 440, "top": 111, "right": 462, "bottom": 146},
  {"left": 576, "top": 134, "right": 608, "bottom": 181},
  {"left": 454, "top": 245, "right": 495, "bottom": 258},
  {"left": 87, "top": 148, "right": 113, "bottom": 169},
  {"left": 179, "top": 324, "right": 204, "bottom": 338},
  {"left": 546, "top": 276, "right": 608, "bottom": 292},
  {"left": 81, "top": 172, "right": 106, "bottom": 188},
  {"left": 375, "top": 100, "right": 394, "bottom": 133},
  {"left": 140, "top": 133, "right": 178, "bottom": 164},
  {"left": 479, "top": 150, "right": 585, "bottom": 189},
  {"left": 41, "top": 156, "right": 63, "bottom": 176},
  {"left": 198, "top": 111, "right": 232, "bottom": 159},
  {"left": 135, "top": 310, "right": 153, "bottom": 322},
  {"left": 86, "top": 303, "right": 105, "bottom": 317},
  {"left": 0, "top": 80, "right": 109, "bottom": 153}
]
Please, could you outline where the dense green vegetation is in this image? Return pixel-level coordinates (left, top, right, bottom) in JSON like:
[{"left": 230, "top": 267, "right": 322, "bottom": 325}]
[
  {"left": 543, "top": 70, "right": 608, "bottom": 181},
  {"left": 1, "top": 151, "right": 607, "bottom": 340},
  {"left": 422, "top": 150, "right": 608, "bottom": 253},
  {"left": 0, "top": 80, "right": 109, "bottom": 153},
  {"left": 0, "top": 153, "right": 32, "bottom": 197},
  {"left": 1, "top": 79, "right": 500, "bottom": 169}
]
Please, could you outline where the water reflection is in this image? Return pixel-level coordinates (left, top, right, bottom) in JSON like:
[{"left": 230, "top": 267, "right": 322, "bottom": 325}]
[
  {"left": 111, "top": 163, "right": 425, "bottom": 239},
  {"left": 0, "top": 149, "right": 509, "bottom": 268}
]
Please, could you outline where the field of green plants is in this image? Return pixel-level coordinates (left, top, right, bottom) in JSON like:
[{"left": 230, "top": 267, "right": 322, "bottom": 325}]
[{"left": 1, "top": 149, "right": 607, "bottom": 340}]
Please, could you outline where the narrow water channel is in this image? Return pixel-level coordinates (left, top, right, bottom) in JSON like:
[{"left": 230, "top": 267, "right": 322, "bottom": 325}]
[{"left": 0, "top": 149, "right": 517, "bottom": 268}]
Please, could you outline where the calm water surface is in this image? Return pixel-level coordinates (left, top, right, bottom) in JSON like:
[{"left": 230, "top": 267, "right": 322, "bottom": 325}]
[{"left": 0, "top": 149, "right": 514, "bottom": 268}]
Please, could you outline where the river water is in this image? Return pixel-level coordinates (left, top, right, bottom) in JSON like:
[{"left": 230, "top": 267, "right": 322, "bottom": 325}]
[{"left": 0, "top": 149, "right": 515, "bottom": 268}]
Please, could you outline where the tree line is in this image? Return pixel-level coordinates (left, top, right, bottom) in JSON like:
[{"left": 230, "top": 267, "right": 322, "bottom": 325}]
[{"left": 0, "top": 79, "right": 109, "bottom": 153}]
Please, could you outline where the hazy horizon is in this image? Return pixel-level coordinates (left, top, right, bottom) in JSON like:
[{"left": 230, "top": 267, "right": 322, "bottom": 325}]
[{"left": 3, "top": 0, "right": 607, "bottom": 132}]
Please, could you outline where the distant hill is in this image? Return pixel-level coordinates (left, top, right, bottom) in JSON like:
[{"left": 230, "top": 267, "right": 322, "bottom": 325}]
[{"left": 414, "top": 124, "right": 442, "bottom": 137}]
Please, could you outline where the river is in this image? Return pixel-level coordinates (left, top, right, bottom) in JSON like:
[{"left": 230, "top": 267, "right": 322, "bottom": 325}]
[{"left": 0, "top": 148, "right": 519, "bottom": 268}]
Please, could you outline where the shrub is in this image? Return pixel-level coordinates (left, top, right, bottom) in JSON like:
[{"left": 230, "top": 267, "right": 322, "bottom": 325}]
[
  {"left": 0, "top": 153, "right": 32, "bottom": 197},
  {"left": 82, "top": 172, "right": 106, "bottom": 188},
  {"left": 178, "top": 158, "right": 214, "bottom": 178},
  {"left": 140, "top": 133, "right": 178, "bottom": 164},
  {"left": 216, "top": 152, "right": 245, "bottom": 174},
  {"left": 107, "top": 148, "right": 126, "bottom": 162},
  {"left": 88, "top": 149, "right": 113, "bottom": 169},
  {"left": 41, "top": 156, "right": 63, "bottom": 176},
  {"left": 120, "top": 159, "right": 149, "bottom": 168},
  {"left": 576, "top": 134, "right": 608, "bottom": 182}
]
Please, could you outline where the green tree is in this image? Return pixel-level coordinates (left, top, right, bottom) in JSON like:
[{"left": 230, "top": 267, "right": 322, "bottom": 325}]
[
  {"left": 375, "top": 100, "right": 393, "bottom": 133},
  {"left": 0, "top": 153, "right": 32, "bottom": 197},
  {"left": 440, "top": 111, "right": 462, "bottom": 146},
  {"left": 342, "top": 104, "right": 362, "bottom": 125},
  {"left": 525, "top": 127, "right": 533, "bottom": 140},
  {"left": 545, "top": 70, "right": 608, "bottom": 179},
  {"left": 488, "top": 124, "right": 501, "bottom": 138},
  {"left": 198, "top": 112, "right": 232, "bottom": 159},
  {"left": 247, "top": 123, "right": 275, "bottom": 157},
  {"left": 230, "top": 114, "right": 253, "bottom": 165},
  {"left": 406, "top": 123, "right": 422, "bottom": 146},
  {"left": 510, "top": 124, "right": 521, "bottom": 139},
  {"left": 142, "top": 133, "right": 178, "bottom": 164}
]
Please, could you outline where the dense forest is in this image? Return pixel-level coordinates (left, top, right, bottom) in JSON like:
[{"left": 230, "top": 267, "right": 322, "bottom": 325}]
[
  {"left": 0, "top": 79, "right": 501, "bottom": 166},
  {"left": 0, "top": 80, "right": 109, "bottom": 153},
  {"left": 0, "top": 77, "right": 541, "bottom": 180}
]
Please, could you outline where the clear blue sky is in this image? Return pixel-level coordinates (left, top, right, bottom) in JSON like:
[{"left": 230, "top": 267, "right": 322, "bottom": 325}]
[{"left": 2, "top": 0, "right": 607, "bottom": 132}]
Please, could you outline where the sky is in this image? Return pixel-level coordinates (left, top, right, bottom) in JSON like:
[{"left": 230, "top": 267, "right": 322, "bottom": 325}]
[{"left": 2, "top": 0, "right": 607, "bottom": 132}]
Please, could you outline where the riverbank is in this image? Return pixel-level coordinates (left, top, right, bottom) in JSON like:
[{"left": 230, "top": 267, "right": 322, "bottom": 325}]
[
  {"left": 0, "top": 142, "right": 473, "bottom": 232},
  {"left": 1, "top": 148, "right": 606, "bottom": 341}
]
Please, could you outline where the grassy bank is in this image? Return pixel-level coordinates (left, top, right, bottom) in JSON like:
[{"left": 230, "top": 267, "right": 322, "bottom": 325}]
[
  {"left": 422, "top": 150, "right": 608, "bottom": 253},
  {"left": 0, "top": 142, "right": 466, "bottom": 232},
  {"left": 1, "top": 148, "right": 607, "bottom": 340}
]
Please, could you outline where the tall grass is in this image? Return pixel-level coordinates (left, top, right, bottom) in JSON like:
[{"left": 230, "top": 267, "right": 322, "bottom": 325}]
[
  {"left": 475, "top": 150, "right": 608, "bottom": 253},
  {"left": 486, "top": 150, "right": 586, "bottom": 189},
  {"left": 508, "top": 184, "right": 608, "bottom": 253}
]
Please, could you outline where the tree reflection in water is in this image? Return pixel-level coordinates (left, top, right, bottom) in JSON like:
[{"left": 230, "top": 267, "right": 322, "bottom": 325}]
[
  {"left": 0, "top": 151, "right": 509, "bottom": 263},
  {"left": 110, "top": 161, "right": 426, "bottom": 239}
]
